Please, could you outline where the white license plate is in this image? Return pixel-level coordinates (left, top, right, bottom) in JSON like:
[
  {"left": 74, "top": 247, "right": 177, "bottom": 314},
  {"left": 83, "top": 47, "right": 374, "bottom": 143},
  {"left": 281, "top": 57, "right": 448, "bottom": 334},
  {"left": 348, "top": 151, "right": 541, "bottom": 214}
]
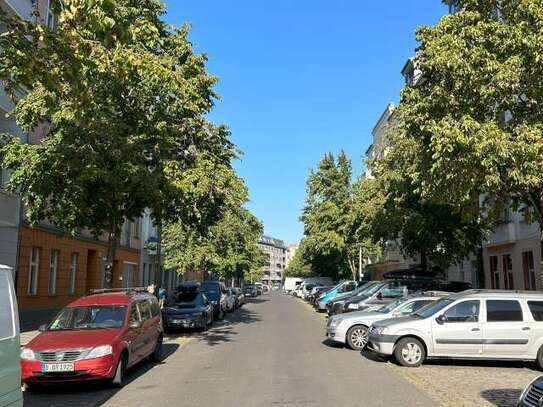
[{"left": 42, "top": 363, "right": 75, "bottom": 373}]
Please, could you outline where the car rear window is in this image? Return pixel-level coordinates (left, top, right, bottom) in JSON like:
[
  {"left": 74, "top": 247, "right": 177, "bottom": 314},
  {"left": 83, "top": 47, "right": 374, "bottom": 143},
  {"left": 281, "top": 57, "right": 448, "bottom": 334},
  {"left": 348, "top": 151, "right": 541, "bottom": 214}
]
[
  {"left": 528, "top": 301, "right": 543, "bottom": 321},
  {"left": 486, "top": 300, "right": 523, "bottom": 322}
]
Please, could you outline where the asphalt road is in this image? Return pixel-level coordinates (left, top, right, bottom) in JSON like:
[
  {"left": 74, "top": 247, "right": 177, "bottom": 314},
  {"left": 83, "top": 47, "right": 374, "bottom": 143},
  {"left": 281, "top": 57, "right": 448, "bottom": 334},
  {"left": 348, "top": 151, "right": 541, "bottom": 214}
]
[{"left": 24, "top": 292, "right": 435, "bottom": 407}]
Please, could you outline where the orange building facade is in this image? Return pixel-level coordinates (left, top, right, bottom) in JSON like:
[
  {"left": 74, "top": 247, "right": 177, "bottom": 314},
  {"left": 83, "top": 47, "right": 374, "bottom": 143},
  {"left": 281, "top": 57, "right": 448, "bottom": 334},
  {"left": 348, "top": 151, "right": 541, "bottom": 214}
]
[{"left": 17, "top": 224, "right": 141, "bottom": 311}]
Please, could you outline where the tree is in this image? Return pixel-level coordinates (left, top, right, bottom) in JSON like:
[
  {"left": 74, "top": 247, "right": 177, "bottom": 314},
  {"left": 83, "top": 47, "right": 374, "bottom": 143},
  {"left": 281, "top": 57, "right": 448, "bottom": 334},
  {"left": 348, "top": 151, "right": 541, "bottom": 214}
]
[
  {"left": 162, "top": 170, "right": 265, "bottom": 284},
  {"left": 369, "top": 130, "right": 486, "bottom": 271},
  {"left": 389, "top": 0, "right": 543, "bottom": 278},
  {"left": 301, "top": 151, "right": 379, "bottom": 280},
  {"left": 0, "top": 0, "right": 236, "bottom": 287},
  {"left": 283, "top": 240, "right": 312, "bottom": 278}
]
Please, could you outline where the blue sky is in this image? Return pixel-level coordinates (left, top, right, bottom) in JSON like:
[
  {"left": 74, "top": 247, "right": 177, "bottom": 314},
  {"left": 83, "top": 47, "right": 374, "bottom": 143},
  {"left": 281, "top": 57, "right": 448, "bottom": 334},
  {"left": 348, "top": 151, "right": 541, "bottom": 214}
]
[{"left": 164, "top": 1, "right": 446, "bottom": 245}]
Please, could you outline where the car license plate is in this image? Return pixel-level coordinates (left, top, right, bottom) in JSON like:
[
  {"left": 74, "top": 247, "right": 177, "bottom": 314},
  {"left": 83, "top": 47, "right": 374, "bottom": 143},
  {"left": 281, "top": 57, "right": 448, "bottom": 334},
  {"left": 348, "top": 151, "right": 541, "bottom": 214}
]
[{"left": 42, "top": 363, "right": 75, "bottom": 373}]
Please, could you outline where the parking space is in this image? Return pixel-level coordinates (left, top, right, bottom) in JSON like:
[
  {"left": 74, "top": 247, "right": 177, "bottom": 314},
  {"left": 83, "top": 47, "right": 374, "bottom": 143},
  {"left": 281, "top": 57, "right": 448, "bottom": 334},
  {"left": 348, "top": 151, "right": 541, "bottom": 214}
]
[{"left": 387, "top": 359, "right": 539, "bottom": 407}]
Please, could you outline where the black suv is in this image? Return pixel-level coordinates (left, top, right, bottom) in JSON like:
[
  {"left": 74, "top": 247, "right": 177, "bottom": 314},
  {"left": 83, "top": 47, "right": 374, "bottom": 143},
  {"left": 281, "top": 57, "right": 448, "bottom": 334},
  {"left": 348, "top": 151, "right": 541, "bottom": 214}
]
[
  {"left": 163, "top": 283, "right": 214, "bottom": 331},
  {"left": 200, "top": 281, "right": 226, "bottom": 320}
]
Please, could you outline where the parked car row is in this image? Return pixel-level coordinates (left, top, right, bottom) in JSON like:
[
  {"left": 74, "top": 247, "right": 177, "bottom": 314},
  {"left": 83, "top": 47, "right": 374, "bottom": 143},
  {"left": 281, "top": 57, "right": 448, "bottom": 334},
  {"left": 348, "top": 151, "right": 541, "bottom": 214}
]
[
  {"left": 18, "top": 281, "right": 254, "bottom": 393},
  {"left": 292, "top": 279, "right": 543, "bottom": 406}
]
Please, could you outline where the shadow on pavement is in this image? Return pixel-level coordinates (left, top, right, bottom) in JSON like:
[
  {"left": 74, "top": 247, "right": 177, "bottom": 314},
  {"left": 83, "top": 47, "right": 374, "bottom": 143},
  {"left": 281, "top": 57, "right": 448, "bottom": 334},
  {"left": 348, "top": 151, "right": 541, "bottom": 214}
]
[
  {"left": 422, "top": 359, "right": 539, "bottom": 371},
  {"left": 321, "top": 339, "right": 345, "bottom": 349},
  {"left": 163, "top": 305, "right": 262, "bottom": 347},
  {"left": 245, "top": 297, "right": 269, "bottom": 304},
  {"left": 23, "top": 343, "right": 179, "bottom": 407},
  {"left": 480, "top": 388, "right": 523, "bottom": 407}
]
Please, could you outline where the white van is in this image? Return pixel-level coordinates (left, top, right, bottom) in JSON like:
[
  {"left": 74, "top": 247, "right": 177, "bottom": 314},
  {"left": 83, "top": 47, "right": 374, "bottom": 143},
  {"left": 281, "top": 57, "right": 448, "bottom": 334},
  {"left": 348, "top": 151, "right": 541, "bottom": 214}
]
[
  {"left": 368, "top": 290, "right": 543, "bottom": 368},
  {"left": 283, "top": 277, "right": 303, "bottom": 293},
  {"left": 0, "top": 265, "right": 22, "bottom": 407}
]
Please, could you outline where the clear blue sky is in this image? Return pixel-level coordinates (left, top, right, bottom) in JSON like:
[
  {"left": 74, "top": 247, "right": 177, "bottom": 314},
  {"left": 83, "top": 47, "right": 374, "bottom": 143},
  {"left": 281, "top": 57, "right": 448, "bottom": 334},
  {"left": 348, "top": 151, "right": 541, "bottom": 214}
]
[{"left": 164, "top": 1, "right": 446, "bottom": 245}]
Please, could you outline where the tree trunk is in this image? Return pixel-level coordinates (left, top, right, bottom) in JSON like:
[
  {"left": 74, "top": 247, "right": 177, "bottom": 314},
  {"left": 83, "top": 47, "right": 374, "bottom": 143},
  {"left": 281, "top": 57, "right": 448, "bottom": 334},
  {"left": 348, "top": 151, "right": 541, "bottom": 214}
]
[
  {"left": 154, "top": 222, "right": 163, "bottom": 287},
  {"left": 346, "top": 253, "right": 357, "bottom": 281},
  {"left": 420, "top": 250, "right": 428, "bottom": 273},
  {"left": 104, "top": 225, "right": 119, "bottom": 289}
]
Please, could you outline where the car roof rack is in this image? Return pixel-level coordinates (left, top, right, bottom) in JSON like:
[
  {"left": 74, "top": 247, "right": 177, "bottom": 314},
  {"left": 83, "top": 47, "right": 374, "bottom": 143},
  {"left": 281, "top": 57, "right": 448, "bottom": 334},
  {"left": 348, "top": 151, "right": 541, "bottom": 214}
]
[{"left": 89, "top": 287, "right": 150, "bottom": 295}]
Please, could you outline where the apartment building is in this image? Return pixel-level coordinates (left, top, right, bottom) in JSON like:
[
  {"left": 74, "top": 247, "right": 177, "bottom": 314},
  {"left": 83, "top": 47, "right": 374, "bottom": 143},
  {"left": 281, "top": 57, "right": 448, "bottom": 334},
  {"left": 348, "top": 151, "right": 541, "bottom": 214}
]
[
  {"left": 2, "top": 1, "right": 144, "bottom": 312},
  {"left": 0, "top": 0, "right": 34, "bottom": 280},
  {"left": 259, "top": 236, "right": 287, "bottom": 285},
  {"left": 285, "top": 244, "right": 298, "bottom": 268}
]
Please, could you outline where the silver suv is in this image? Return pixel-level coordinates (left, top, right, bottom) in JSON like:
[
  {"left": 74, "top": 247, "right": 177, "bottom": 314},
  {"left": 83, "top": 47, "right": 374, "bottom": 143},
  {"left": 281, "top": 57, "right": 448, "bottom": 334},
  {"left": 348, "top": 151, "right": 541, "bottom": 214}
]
[
  {"left": 368, "top": 290, "right": 543, "bottom": 368},
  {"left": 326, "top": 293, "right": 445, "bottom": 351}
]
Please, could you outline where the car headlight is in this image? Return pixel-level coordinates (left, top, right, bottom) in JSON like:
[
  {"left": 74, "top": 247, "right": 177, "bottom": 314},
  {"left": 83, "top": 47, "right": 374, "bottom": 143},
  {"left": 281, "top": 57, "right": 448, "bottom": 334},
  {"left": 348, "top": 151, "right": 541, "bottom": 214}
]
[
  {"left": 83, "top": 345, "right": 113, "bottom": 360},
  {"left": 21, "top": 348, "right": 36, "bottom": 361},
  {"left": 347, "top": 303, "right": 359, "bottom": 310},
  {"left": 328, "top": 318, "right": 342, "bottom": 328},
  {"left": 373, "top": 326, "right": 389, "bottom": 335}
]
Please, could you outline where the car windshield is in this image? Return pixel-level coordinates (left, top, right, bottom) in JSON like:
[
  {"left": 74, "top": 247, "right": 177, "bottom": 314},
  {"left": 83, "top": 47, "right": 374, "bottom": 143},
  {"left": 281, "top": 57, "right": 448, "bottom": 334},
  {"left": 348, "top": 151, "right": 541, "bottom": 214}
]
[
  {"left": 352, "top": 283, "right": 382, "bottom": 300},
  {"left": 376, "top": 297, "right": 406, "bottom": 314},
  {"left": 48, "top": 305, "right": 126, "bottom": 331},
  {"left": 201, "top": 283, "right": 220, "bottom": 300},
  {"left": 413, "top": 298, "right": 454, "bottom": 319}
]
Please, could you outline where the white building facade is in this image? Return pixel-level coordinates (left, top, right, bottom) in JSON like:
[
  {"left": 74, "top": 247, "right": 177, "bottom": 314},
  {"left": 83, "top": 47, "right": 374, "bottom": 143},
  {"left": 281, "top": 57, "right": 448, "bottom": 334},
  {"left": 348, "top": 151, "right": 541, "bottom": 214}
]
[{"left": 259, "top": 236, "right": 287, "bottom": 286}]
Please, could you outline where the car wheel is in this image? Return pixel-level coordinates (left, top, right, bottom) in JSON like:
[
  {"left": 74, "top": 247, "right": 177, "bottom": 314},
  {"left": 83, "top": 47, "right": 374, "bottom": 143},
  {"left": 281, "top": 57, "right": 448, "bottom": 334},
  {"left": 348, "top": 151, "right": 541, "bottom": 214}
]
[
  {"left": 112, "top": 353, "right": 128, "bottom": 387},
  {"left": 394, "top": 337, "right": 425, "bottom": 367},
  {"left": 150, "top": 336, "right": 163, "bottom": 362},
  {"left": 346, "top": 325, "right": 369, "bottom": 351},
  {"left": 536, "top": 346, "right": 543, "bottom": 370}
]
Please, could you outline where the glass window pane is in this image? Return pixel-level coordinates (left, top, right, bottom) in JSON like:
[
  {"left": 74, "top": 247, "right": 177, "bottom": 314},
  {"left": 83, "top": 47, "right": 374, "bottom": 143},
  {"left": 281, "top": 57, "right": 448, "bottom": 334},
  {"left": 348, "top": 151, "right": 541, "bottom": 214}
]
[
  {"left": 528, "top": 301, "right": 543, "bottom": 321},
  {"left": 487, "top": 300, "right": 523, "bottom": 322},
  {"left": 443, "top": 300, "right": 480, "bottom": 323}
]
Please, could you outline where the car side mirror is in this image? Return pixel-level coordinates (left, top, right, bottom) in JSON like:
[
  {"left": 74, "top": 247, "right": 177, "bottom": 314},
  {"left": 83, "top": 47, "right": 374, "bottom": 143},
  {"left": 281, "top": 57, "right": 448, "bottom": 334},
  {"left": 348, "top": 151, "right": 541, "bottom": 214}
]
[
  {"left": 129, "top": 320, "right": 142, "bottom": 330},
  {"left": 377, "top": 292, "right": 383, "bottom": 300},
  {"left": 38, "top": 324, "right": 47, "bottom": 332},
  {"left": 436, "top": 314, "right": 446, "bottom": 325}
]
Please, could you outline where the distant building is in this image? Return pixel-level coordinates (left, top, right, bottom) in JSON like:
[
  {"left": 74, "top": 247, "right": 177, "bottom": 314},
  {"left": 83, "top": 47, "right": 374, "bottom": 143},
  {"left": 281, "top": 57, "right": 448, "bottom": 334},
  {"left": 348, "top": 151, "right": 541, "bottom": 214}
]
[
  {"left": 285, "top": 244, "right": 299, "bottom": 268},
  {"left": 259, "top": 236, "right": 286, "bottom": 285}
]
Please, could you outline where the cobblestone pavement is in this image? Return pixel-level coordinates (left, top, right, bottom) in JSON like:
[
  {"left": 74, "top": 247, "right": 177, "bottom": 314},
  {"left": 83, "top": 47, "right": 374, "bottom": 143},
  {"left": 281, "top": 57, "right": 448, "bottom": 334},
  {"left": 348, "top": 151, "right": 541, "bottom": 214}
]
[
  {"left": 386, "top": 359, "right": 540, "bottom": 406},
  {"left": 297, "top": 297, "right": 540, "bottom": 407}
]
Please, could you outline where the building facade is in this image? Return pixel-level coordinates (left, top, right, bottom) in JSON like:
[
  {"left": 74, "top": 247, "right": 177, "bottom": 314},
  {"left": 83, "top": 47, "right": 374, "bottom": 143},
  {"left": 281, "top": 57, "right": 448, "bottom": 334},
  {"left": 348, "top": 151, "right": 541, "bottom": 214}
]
[
  {"left": 259, "top": 236, "right": 286, "bottom": 285},
  {"left": 285, "top": 244, "right": 298, "bottom": 268},
  {"left": 0, "top": 0, "right": 34, "bottom": 277}
]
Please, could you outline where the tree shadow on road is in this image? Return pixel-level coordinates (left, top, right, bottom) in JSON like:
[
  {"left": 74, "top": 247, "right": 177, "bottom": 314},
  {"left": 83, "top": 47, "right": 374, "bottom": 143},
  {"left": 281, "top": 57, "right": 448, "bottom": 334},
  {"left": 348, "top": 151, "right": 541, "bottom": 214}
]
[
  {"left": 480, "top": 389, "right": 524, "bottom": 407},
  {"left": 422, "top": 359, "right": 539, "bottom": 371},
  {"left": 23, "top": 343, "right": 179, "bottom": 407},
  {"left": 163, "top": 306, "right": 262, "bottom": 347},
  {"left": 245, "top": 297, "right": 269, "bottom": 304}
]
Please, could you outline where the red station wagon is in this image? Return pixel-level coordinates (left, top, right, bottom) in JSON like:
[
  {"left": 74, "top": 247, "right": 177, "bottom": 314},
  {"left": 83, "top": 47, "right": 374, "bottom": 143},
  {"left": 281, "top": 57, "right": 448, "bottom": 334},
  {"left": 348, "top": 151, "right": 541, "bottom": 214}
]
[{"left": 21, "top": 289, "right": 163, "bottom": 390}]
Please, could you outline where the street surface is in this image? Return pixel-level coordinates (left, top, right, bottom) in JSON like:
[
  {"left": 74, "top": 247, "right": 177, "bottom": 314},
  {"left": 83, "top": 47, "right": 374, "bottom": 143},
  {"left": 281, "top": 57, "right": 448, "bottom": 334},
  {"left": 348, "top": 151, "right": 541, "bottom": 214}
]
[{"left": 25, "top": 293, "right": 434, "bottom": 407}]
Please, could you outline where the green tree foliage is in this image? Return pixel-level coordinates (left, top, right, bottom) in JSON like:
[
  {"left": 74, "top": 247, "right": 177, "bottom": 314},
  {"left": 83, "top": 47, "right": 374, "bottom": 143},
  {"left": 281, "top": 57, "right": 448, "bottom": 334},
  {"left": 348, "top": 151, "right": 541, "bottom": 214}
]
[
  {"left": 162, "top": 198, "right": 265, "bottom": 283},
  {"left": 0, "top": 0, "right": 237, "bottom": 286},
  {"left": 397, "top": 0, "right": 543, "bottom": 232},
  {"left": 301, "top": 151, "right": 379, "bottom": 280},
  {"left": 283, "top": 240, "right": 312, "bottom": 278},
  {"left": 370, "top": 126, "right": 486, "bottom": 271}
]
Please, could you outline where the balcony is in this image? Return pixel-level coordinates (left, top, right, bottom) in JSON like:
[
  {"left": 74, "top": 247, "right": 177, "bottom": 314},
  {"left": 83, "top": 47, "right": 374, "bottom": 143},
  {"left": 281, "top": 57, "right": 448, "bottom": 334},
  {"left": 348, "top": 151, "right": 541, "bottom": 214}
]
[{"left": 0, "top": 0, "right": 34, "bottom": 21}]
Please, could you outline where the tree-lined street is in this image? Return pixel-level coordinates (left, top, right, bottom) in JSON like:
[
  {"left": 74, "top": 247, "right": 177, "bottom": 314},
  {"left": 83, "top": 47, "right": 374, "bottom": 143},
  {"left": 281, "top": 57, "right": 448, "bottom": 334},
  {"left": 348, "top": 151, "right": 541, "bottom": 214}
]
[{"left": 24, "top": 294, "right": 435, "bottom": 407}]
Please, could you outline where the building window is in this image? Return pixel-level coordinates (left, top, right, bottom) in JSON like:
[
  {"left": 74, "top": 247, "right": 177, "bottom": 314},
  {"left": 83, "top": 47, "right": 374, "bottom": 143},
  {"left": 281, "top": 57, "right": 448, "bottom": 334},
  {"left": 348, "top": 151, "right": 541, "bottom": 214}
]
[
  {"left": 142, "top": 263, "right": 147, "bottom": 286},
  {"left": 502, "top": 254, "right": 513, "bottom": 290},
  {"left": 45, "top": 0, "right": 56, "bottom": 30},
  {"left": 124, "top": 221, "right": 131, "bottom": 246},
  {"left": 133, "top": 219, "right": 140, "bottom": 238},
  {"left": 68, "top": 253, "right": 78, "bottom": 295},
  {"left": 28, "top": 247, "right": 40, "bottom": 295},
  {"left": 490, "top": 256, "right": 499, "bottom": 289},
  {"left": 522, "top": 251, "right": 536, "bottom": 291},
  {"left": 48, "top": 250, "right": 59, "bottom": 295}
]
